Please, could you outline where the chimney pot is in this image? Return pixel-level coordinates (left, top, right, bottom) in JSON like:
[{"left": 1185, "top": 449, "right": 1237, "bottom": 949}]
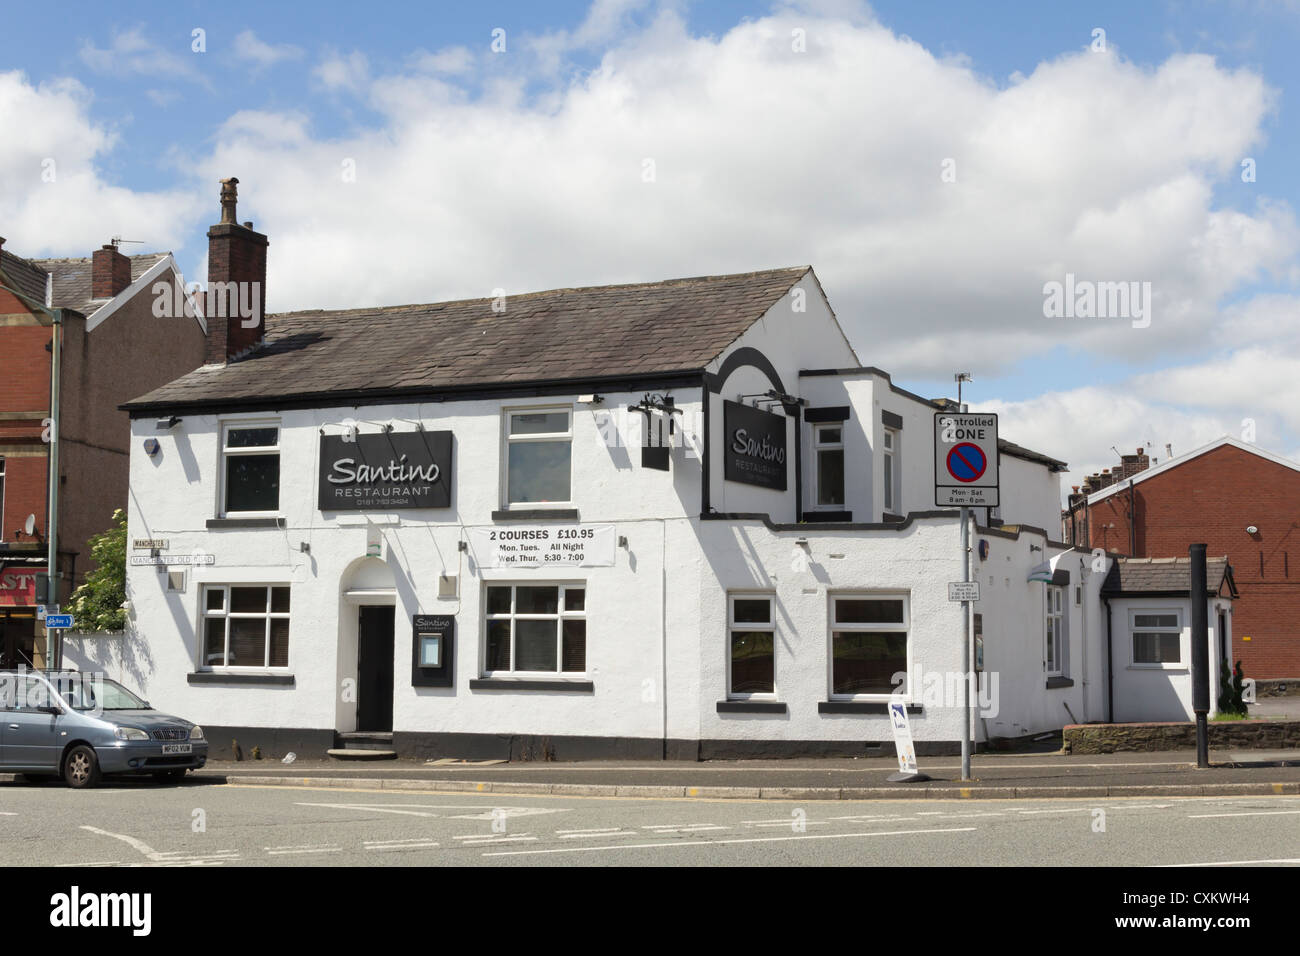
[
  {"left": 243, "top": 221, "right": 253, "bottom": 229},
  {"left": 219, "top": 177, "right": 240, "bottom": 225}
]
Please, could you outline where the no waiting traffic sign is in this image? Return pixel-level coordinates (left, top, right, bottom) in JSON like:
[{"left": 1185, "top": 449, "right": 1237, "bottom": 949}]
[{"left": 935, "top": 412, "right": 999, "bottom": 507}]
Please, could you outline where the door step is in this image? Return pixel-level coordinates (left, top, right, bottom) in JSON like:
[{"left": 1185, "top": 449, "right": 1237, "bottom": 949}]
[{"left": 330, "top": 732, "right": 397, "bottom": 760}]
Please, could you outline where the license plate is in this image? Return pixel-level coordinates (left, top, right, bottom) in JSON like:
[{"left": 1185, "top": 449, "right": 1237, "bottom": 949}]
[{"left": 161, "top": 743, "right": 192, "bottom": 754}]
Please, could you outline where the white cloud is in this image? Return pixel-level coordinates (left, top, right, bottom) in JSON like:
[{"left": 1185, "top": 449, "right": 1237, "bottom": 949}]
[
  {"left": 0, "top": 71, "right": 199, "bottom": 255},
  {"left": 232, "top": 30, "right": 304, "bottom": 69},
  {"left": 313, "top": 51, "right": 369, "bottom": 92},
  {"left": 78, "top": 26, "right": 210, "bottom": 89}
]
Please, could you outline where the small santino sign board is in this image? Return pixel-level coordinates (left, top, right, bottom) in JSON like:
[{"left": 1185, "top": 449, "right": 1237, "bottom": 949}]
[
  {"left": 934, "top": 412, "right": 999, "bottom": 508},
  {"left": 319, "top": 431, "right": 453, "bottom": 511},
  {"left": 723, "top": 400, "right": 788, "bottom": 491}
]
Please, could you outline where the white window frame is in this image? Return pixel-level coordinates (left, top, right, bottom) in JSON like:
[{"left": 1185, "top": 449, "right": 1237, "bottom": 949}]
[
  {"left": 200, "top": 584, "right": 291, "bottom": 671},
  {"left": 501, "top": 406, "right": 574, "bottom": 509},
  {"left": 482, "top": 582, "right": 586, "bottom": 676},
  {"left": 219, "top": 419, "right": 281, "bottom": 518},
  {"left": 727, "top": 592, "right": 777, "bottom": 699},
  {"left": 882, "top": 427, "right": 900, "bottom": 515},
  {"left": 811, "top": 423, "right": 845, "bottom": 510},
  {"left": 1130, "top": 607, "right": 1185, "bottom": 669},
  {"left": 1045, "top": 585, "right": 1065, "bottom": 677},
  {"left": 828, "top": 592, "right": 912, "bottom": 701}
]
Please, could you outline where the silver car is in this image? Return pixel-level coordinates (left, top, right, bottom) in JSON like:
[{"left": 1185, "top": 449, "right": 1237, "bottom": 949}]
[{"left": 0, "top": 669, "right": 208, "bottom": 788}]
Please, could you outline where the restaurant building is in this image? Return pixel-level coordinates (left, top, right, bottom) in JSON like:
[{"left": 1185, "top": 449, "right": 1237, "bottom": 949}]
[{"left": 64, "top": 183, "right": 1233, "bottom": 759}]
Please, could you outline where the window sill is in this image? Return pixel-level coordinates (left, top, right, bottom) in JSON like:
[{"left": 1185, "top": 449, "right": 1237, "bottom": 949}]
[
  {"left": 818, "top": 701, "right": 921, "bottom": 715},
  {"left": 469, "top": 678, "right": 593, "bottom": 692},
  {"left": 717, "top": 700, "right": 787, "bottom": 714},
  {"left": 206, "top": 517, "right": 285, "bottom": 529},
  {"left": 490, "top": 508, "right": 580, "bottom": 522},
  {"left": 803, "top": 510, "right": 853, "bottom": 523},
  {"left": 881, "top": 512, "right": 905, "bottom": 524},
  {"left": 187, "top": 672, "right": 294, "bottom": 686},
  {"left": 1045, "top": 676, "right": 1074, "bottom": 689}
]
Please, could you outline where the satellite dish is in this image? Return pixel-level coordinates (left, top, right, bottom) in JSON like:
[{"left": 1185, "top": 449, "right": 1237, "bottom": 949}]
[{"left": 24, "top": 514, "right": 36, "bottom": 536}]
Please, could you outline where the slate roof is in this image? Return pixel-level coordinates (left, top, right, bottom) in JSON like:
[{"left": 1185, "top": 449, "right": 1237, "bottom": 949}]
[
  {"left": 1101, "top": 556, "right": 1237, "bottom": 597},
  {"left": 31, "top": 253, "right": 167, "bottom": 317},
  {"left": 124, "top": 267, "right": 813, "bottom": 412},
  {"left": 0, "top": 249, "right": 166, "bottom": 317},
  {"left": 0, "top": 249, "right": 49, "bottom": 306}
]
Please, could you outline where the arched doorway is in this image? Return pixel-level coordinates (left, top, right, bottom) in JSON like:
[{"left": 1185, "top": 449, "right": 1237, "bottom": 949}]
[{"left": 341, "top": 558, "right": 396, "bottom": 733}]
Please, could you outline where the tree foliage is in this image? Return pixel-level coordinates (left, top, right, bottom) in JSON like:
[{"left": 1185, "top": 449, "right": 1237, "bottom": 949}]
[{"left": 67, "top": 509, "right": 127, "bottom": 632}]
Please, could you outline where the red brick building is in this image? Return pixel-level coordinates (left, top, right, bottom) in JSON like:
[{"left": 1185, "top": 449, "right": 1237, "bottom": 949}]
[
  {"left": 1063, "top": 437, "right": 1300, "bottom": 681},
  {"left": 0, "top": 235, "right": 210, "bottom": 665}
]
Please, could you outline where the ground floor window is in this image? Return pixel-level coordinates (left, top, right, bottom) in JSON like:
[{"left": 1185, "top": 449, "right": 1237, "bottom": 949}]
[
  {"left": 1045, "top": 585, "right": 1064, "bottom": 676},
  {"left": 202, "top": 585, "right": 290, "bottom": 668},
  {"left": 484, "top": 584, "right": 586, "bottom": 674},
  {"left": 1132, "top": 610, "right": 1182, "bottom": 665},
  {"left": 729, "top": 594, "right": 775, "bottom": 696},
  {"left": 830, "top": 594, "right": 909, "bottom": 697}
]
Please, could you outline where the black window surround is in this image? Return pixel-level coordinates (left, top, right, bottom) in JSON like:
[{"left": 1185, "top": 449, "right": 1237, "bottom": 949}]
[
  {"left": 818, "top": 700, "right": 921, "bottom": 715},
  {"left": 805, "top": 406, "right": 850, "bottom": 424},
  {"left": 469, "top": 678, "right": 594, "bottom": 692},
  {"left": 491, "top": 508, "right": 580, "bottom": 522},
  {"left": 881, "top": 410, "right": 903, "bottom": 429},
  {"left": 802, "top": 511, "right": 853, "bottom": 523},
  {"left": 206, "top": 517, "right": 286, "bottom": 529},
  {"left": 716, "top": 700, "right": 787, "bottom": 714},
  {"left": 187, "top": 672, "right": 294, "bottom": 686}
]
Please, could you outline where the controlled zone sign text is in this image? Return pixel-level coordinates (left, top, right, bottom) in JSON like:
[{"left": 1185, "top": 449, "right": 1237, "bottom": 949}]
[{"left": 934, "top": 413, "right": 999, "bottom": 508}]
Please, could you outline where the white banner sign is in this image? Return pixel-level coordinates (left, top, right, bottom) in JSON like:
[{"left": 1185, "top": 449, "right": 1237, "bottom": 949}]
[
  {"left": 129, "top": 554, "right": 215, "bottom": 566},
  {"left": 888, "top": 700, "right": 918, "bottom": 775},
  {"left": 469, "top": 525, "right": 617, "bottom": 569}
]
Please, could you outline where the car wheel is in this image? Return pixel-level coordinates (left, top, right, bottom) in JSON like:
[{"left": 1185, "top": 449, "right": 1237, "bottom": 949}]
[
  {"left": 63, "top": 745, "right": 101, "bottom": 789},
  {"left": 153, "top": 768, "right": 187, "bottom": 784}
]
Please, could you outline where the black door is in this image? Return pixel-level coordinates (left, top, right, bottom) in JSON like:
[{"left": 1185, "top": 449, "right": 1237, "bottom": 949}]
[
  {"left": 356, "top": 606, "right": 395, "bottom": 732},
  {"left": 0, "top": 612, "right": 37, "bottom": 669}
]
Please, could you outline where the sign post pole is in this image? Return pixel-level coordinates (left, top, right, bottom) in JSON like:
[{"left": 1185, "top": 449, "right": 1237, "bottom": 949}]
[
  {"left": 935, "top": 409, "right": 998, "bottom": 784},
  {"left": 960, "top": 506, "right": 971, "bottom": 781}
]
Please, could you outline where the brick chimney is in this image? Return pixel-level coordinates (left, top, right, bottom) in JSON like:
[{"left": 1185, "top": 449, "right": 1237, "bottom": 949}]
[
  {"left": 1119, "top": 447, "right": 1150, "bottom": 480},
  {"left": 92, "top": 242, "right": 132, "bottom": 299},
  {"left": 205, "top": 177, "right": 269, "bottom": 364}
]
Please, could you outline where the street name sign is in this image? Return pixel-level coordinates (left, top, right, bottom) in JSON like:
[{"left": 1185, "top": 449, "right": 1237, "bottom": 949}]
[{"left": 935, "top": 412, "right": 999, "bottom": 507}]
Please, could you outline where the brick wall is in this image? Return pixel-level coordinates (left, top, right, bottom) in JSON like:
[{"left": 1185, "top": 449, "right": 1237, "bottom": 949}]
[
  {"left": 205, "top": 223, "right": 267, "bottom": 363},
  {"left": 1086, "top": 443, "right": 1300, "bottom": 678}
]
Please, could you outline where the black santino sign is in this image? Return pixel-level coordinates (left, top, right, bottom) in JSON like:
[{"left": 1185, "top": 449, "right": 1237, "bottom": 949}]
[
  {"left": 723, "top": 400, "right": 787, "bottom": 491},
  {"left": 319, "top": 431, "right": 453, "bottom": 511}
]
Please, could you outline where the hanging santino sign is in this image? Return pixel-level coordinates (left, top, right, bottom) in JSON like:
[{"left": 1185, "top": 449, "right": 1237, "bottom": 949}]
[
  {"left": 723, "top": 400, "right": 787, "bottom": 491},
  {"left": 319, "top": 431, "right": 453, "bottom": 510}
]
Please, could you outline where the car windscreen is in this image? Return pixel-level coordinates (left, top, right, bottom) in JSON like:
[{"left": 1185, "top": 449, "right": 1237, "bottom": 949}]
[{"left": 53, "top": 676, "right": 149, "bottom": 711}]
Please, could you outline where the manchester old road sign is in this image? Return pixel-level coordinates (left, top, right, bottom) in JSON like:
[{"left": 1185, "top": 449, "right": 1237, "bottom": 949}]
[{"left": 934, "top": 412, "right": 999, "bottom": 507}]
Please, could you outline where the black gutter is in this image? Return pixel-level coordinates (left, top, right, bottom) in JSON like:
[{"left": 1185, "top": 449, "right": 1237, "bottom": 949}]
[
  {"left": 700, "top": 383, "right": 711, "bottom": 516},
  {"left": 123, "top": 369, "right": 707, "bottom": 417}
]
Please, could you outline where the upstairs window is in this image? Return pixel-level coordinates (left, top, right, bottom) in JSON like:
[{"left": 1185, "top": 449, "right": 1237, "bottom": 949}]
[
  {"left": 813, "top": 425, "right": 845, "bottom": 508},
  {"left": 221, "top": 423, "right": 280, "bottom": 515},
  {"left": 505, "top": 409, "right": 572, "bottom": 506},
  {"left": 882, "top": 428, "right": 900, "bottom": 514}
]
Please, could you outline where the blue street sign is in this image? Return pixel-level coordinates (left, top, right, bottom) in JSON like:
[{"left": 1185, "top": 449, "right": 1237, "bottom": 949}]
[{"left": 45, "top": 614, "right": 74, "bottom": 629}]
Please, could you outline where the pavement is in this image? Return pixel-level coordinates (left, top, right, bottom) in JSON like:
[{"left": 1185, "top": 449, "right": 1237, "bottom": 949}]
[{"left": 161, "top": 746, "right": 1300, "bottom": 800}]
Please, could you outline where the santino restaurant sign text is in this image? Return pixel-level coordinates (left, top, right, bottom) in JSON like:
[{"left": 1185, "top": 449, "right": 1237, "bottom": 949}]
[
  {"left": 318, "top": 431, "right": 453, "bottom": 510},
  {"left": 723, "top": 400, "right": 787, "bottom": 491}
]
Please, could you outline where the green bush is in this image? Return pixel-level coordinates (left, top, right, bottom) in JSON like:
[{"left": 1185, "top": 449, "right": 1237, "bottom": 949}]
[{"left": 66, "top": 509, "right": 127, "bottom": 632}]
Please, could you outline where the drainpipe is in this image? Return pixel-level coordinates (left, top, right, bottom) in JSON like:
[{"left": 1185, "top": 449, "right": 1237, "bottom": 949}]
[
  {"left": 1104, "top": 595, "right": 1114, "bottom": 724},
  {"left": 1128, "top": 479, "right": 1136, "bottom": 556}
]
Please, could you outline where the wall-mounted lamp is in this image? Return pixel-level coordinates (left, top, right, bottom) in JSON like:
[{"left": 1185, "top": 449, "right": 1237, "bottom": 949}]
[
  {"left": 1029, "top": 544, "right": 1043, "bottom": 553},
  {"left": 1246, "top": 525, "right": 1259, "bottom": 535},
  {"left": 458, "top": 541, "right": 468, "bottom": 553},
  {"left": 795, "top": 537, "right": 810, "bottom": 550},
  {"left": 299, "top": 542, "right": 311, "bottom": 554},
  {"left": 142, "top": 438, "right": 161, "bottom": 457},
  {"left": 618, "top": 535, "right": 628, "bottom": 548},
  {"left": 578, "top": 394, "right": 605, "bottom": 405},
  {"left": 155, "top": 416, "right": 181, "bottom": 430}
]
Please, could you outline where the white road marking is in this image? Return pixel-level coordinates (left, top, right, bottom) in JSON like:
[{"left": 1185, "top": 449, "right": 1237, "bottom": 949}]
[
  {"left": 365, "top": 841, "right": 441, "bottom": 851},
  {"left": 642, "top": 823, "right": 728, "bottom": 832},
  {"left": 560, "top": 830, "right": 637, "bottom": 839},
  {"left": 483, "top": 826, "right": 978, "bottom": 857},
  {"left": 1187, "top": 810, "right": 1300, "bottom": 819},
  {"left": 1158, "top": 858, "right": 1300, "bottom": 867},
  {"left": 266, "top": 846, "right": 342, "bottom": 856},
  {"left": 556, "top": 827, "right": 624, "bottom": 835},
  {"left": 78, "top": 826, "right": 238, "bottom": 865},
  {"left": 453, "top": 834, "right": 538, "bottom": 845}
]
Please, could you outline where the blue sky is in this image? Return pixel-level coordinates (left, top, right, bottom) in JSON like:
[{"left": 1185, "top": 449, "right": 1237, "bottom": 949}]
[{"left": 2, "top": 0, "right": 1298, "bottom": 488}]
